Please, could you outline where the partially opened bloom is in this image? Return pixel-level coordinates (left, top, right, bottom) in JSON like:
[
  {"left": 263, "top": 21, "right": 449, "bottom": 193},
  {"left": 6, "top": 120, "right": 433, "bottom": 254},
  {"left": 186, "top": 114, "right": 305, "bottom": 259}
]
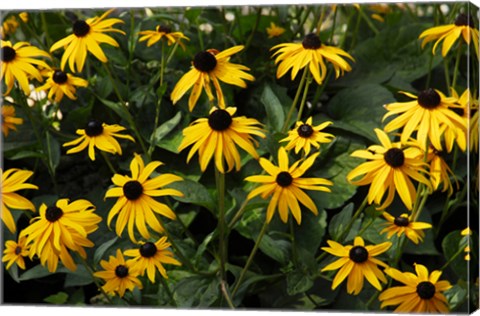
[
  {"left": 419, "top": 13, "right": 479, "bottom": 57},
  {"left": 271, "top": 33, "right": 354, "bottom": 85},
  {"left": 2, "top": 236, "right": 30, "bottom": 270},
  {"left": 94, "top": 249, "right": 142, "bottom": 297},
  {"left": 138, "top": 25, "right": 189, "bottom": 49},
  {"left": 245, "top": 146, "right": 332, "bottom": 224},
  {"left": 321, "top": 236, "right": 391, "bottom": 295},
  {"left": 63, "top": 120, "right": 135, "bottom": 161},
  {"left": 380, "top": 212, "right": 432, "bottom": 244},
  {"left": 347, "top": 128, "right": 431, "bottom": 210},
  {"left": 1, "top": 168, "right": 38, "bottom": 233},
  {"left": 426, "top": 146, "right": 457, "bottom": 196},
  {"left": 266, "top": 22, "right": 285, "bottom": 38},
  {"left": 178, "top": 107, "right": 265, "bottom": 173},
  {"left": 2, "top": 105, "right": 23, "bottom": 137},
  {"left": 50, "top": 9, "right": 125, "bottom": 73},
  {"left": 379, "top": 263, "right": 452, "bottom": 313},
  {"left": 105, "top": 154, "right": 183, "bottom": 242},
  {"left": 124, "top": 236, "right": 181, "bottom": 283},
  {"left": 280, "top": 117, "right": 334, "bottom": 155},
  {"left": 171, "top": 45, "right": 254, "bottom": 111},
  {"left": 1, "top": 40, "right": 50, "bottom": 95},
  {"left": 36, "top": 69, "right": 88, "bottom": 103}
]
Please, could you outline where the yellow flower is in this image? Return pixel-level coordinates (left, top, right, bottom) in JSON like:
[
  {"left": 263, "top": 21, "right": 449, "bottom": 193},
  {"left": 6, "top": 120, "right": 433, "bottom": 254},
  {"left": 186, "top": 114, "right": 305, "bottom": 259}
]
[
  {"left": 266, "top": 22, "right": 285, "bottom": 38},
  {"left": 245, "top": 146, "right": 332, "bottom": 224},
  {"left": 178, "top": 106, "right": 265, "bottom": 173},
  {"left": 1, "top": 40, "right": 50, "bottom": 95},
  {"left": 321, "top": 236, "right": 391, "bottom": 295},
  {"left": 63, "top": 120, "right": 135, "bottom": 161},
  {"left": 36, "top": 69, "right": 88, "bottom": 103},
  {"left": 0, "top": 15, "right": 20, "bottom": 38},
  {"left": 138, "top": 25, "right": 189, "bottom": 49},
  {"left": 1, "top": 168, "right": 38, "bottom": 233},
  {"left": 2, "top": 236, "right": 30, "bottom": 270},
  {"left": 50, "top": 9, "right": 125, "bottom": 73},
  {"left": 271, "top": 32, "right": 354, "bottom": 85},
  {"left": 419, "top": 13, "right": 479, "bottom": 57},
  {"left": 280, "top": 117, "right": 334, "bottom": 156},
  {"left": 461, "top": 227, "right": 472, "bottom": 261},
  {"left": 426, "top": 146, "right": 457, "bottom": 196},
  {"left": 171, "top": 45, "right": 254, "bottom": 111},
  {"left": 449, "top": 88, "right": 479, "bottom": 153},
  {"left": 380, "top": 212, "right": 432, "bottom": 244},
  {"left": 379, "top": 263, "right": 452, "bottom": 313},
  {"left": 2, "top": 105, "right": 23, "bottom": 137}
]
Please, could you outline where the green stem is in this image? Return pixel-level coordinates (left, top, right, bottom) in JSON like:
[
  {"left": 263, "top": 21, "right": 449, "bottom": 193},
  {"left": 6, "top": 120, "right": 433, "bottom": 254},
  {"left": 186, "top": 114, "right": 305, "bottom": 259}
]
[
  {"left": 220, "top": 279, "right": 235, "bottom": 309},
  {"left": 440, "top": 246, "right": 465, "bottom": 271},
  {"left": 296, "top": 72, "right": 313, "bottom": 121},
  {"left": 443, "top": 58, "right": 451, "bottom": 91},
  {"left": 103, "top": 62, "right": 125, "bottom": 104},
  {"left": 227, "top": 198, "right": 250, "bottom": 230},
  {"left": 313, "top": 6, "right": 326, "bottom": 35},
  {"left": 451, "top": 41, "right": 463, "bottom": 92},
  {"left": 100, "top": 151, "right": 117, "bottom": 174},
  {"left": 282, "top": 68, "right": 308, "bottom": 133},
  {"left": 350, "top": 7, "right": 362, "bottom": 50},
  {"left": 329, "top": 6, "right": 338, "bottom": 43},
  {"left": 289, "top": 220, "right": 298, "bottom": 266},
  {"left": 425, "top": 51, "right": 434, "bottom": 89},
  {"left": 215, "top": 167, "right": 227, "bottom": 280},
  {"left": 78, "top": 255, "right": 113, "bottom": 304},
  {"left": 244, "top": 8, "right": 262, "bottom": 52},
  {"left": 159, "top": 275, "right": 177, "bottom": 307},
  {"left": 357, "top": 6, "right": 379, "bottom": 35}
]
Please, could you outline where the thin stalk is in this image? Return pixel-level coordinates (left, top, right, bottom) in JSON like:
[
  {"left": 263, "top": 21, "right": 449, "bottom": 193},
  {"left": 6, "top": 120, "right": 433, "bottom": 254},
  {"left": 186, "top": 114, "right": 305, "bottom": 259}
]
[
  {"left": 103, "top": 62, "right": 125, "bottom": 104},
  {"left": 78, "top": 255, "right": 113, "bottom": 304},
  {"left": 148, "top": 41, "right": 166, "bottom": 158},
  {"left": 329, "top": 6, "right": 338, "bottom": 43},
  {"left": 289, "top": 220, "right": 298, "bottom": 266},
  {"left": 282, "top": 68, "right": 308, "bottom": 133},
  {"left": 425, "top": 51, "right": 435, "bottom": 89},
  {"left": 440, "top": 246, "right": 465, "bottom": 270},
  {"left": 443, "top": 58, "right": 451, "bottom": 91},
  {"left": 338, "top": 195, "right": 368, "bottom": 242},
  {"left": 314, "top": 6, "right": 326, "bottom": 35},
  {"left": 451, "top": 41, "right": 463, "bottom": 92},
  {"left": 220, "top": 279, "right": 235, "bottom": 309},
  {"left": 350, "top": 8, "right": 362, "bottom": 50},
  {"left": 357, "top": 6, "right": 379, "bottom": 35},
  {"left": 296, "top": 72, "right": 313, "bottom": 121},
  {"left": 244, "top": 7, "right": 262, "bottom": 52},
  {"left": 227, "top": 198, "right": 250, "bottom": 230},
  {"left": 159, "top": 275, "right": 177, "bottom": 307},
  {"left": 100, "top": 151, "right": 117, "bottom": 174},
  {"left": 215, "top": 167, "right": 227, "bottom": 280},
  {"left": 40, "top": 12, "right": 52, "bottom": 48}
]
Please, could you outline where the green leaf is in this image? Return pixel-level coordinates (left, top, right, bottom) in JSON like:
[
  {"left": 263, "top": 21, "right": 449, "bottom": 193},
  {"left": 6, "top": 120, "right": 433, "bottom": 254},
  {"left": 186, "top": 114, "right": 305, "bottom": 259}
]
[
  {"left": 445, "top": 282, "right": 468, "bottom": 311},
  {"left": 286, "top": 268, "right": 314, "bottom": 296},
  {"left": 328, "top": 203, "right": 361, "bottom": 242},
  {"left": 19, "top": 264, "right": 53, "bottom": 281},
  {"left": 167, "top": 179, "right": 215, "bottom": 212},
  {"left": 97, "top": 97, "right": 132, "bottom": 123},
  {"left": 260, "top": 84, "right": 285, "bottom": 132},
  {"left": 6, "top": 150, "right": 44, "bottom": 160},
  {"left": 173, "top": 276, "right": 220, "bottom": 308},
  {"left": 294, "top": 209, "right": 327, "bottom": 253},
  {"left": 44, "top": 292, "right": 69, "bottom": 304},
  {"left": 44, "top": 132, "right": 61, "bottom": 175},
  {"left": 152, "top": 111, "right": 182, "bottom": 145},
  {"left": 64, "top": 265, "right": 93, "bottom": 287},
  {"left": 93, "top": 236, "right": 118, "bottom": 265},
  {"left": 442, "top": 230, "right": 468, "bottom": 279},
  {"left": 259, "top": 232, "right": 291, "bottom": 265}
]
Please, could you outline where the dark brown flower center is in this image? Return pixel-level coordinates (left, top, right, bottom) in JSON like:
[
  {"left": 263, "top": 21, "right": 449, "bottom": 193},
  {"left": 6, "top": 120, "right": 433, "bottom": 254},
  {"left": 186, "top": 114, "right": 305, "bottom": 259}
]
[
  {"left": 208, "top": 109, "right": 232, "bottom": 131},
  {"left": 14, "top": 246, "right": 22, "bottom": 255},
  {"left": 416, "top": 281, "right": 436, "bottom": 299},
  {"left": 193, "top": 51, "right": 217, "bottom": 72},
  {"left": 297, "top": 124, "right": 314, "bottom": 138},
  {"left": 45, "top": 206, "right": 64, "bottom": 222},
  {"left": 384, "top": 148, "right": 405, "bottom": 168},
  {"left": 73, "top": 20, "right": 90, "bottom": 37},
  {"left": 85, "top": 120, "right": 104, "bottom": 137},
  {"left": 302, "top": 33, "right": 322, "bottom": 49},
  {"left": 417, "top": 88, "right": 441, "bottom": 109},
  {"left": 276, "top": 171, "right": 293, "bottom": 187},
  {"left": 2, "top": 46, "right": 16, "bottom": 62},
  {"left": 52, "top": 70, "right": 68, "bottom": 84},
  {"left": 349, "top": 246, "right": 369, "bottom": 263},
  {"left": 158, "top": 25, "right": 172, "bottom": 34},
  {"left": 394, "top": 216, "right": 409, "bottom": 227},
  {"left": 123, "top": 180, "right": 144, "bottom": 200},
  {"left": 139, "top": 242, "right": 157, "bottom": 258},
  {"left": 455, "top": 13, "right": 475, "bottom": 28},
  {"left": 115, "top": 265, "right": 129, "bottom": 278}
]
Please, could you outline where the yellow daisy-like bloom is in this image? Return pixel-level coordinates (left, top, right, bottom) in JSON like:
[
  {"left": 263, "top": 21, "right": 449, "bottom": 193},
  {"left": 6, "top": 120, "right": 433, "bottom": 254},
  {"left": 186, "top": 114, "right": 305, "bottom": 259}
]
[
  {"left": 93, "top": 249, "right": 142, "bottom": 298},
  {"left": 245, "top": 146, "right": 333, "bottom": 224},
  {"left": 2, "top": 236, "right": 30, "bottom": 270},
  {"left": 105, "top": 154, "right": 183, "bottom": 242},
  {"left": 271, "top": 32, "right": 354, "bottom": 85},
  {"left": 266, "top": 22, "right": 285, "bottom": 38},
  {"left": 1, "top": 40, "right": 50, "bottom": 95},
  {"left": 380, "top": 212, "right": 432, "bottom": 244},
  {"left": 347, "top": 128, "right": 431, "bottom": 211},
  {"left": 20, "top": 198, "right": 102, "bottom": 273},
  {"left": 0, "top": 15, "right": 20, "bottom": 38},
  {"left": 419, "top": 13, "right": 479, "bottom": 57},
  {"left": 471, "top": 107, "right": 479, "bottom": 153},
  {"left": 379, "top": 263, "right": 452, "bottom": 313},
  {"left": 383, "top": 88, "right": 465, "bottom": 152},
  {"left": 138, "top": 25, "right": 189, "bottom": 49},
  {"left": 170, "top": 45, "right": 254, "bottom": 111},
  {"left": 2, "top": 105, "right": 23, "bottom": 137},
  {"left": 449, "top": 88, "right": 479, "bottom": 153},
  {"left": 178, "top": 106, "right": 265, "bottom": 173},
  {"left": 50, "top": 9, "right": 125, "bottom": 73},
  {"left": 36, "top": 69, "right": 88, "bottom": 103},
  {"left": 321, "top": 236, "right": 391, "bottom": 295},
  {"left": 1, "top": 168, "right": 38, "bottom": 233},
  {"left": 426, "top": 146, "right": 457, "bottom": 196},
  {"left": 280, "top": 117, "right": 334, "bottom": 156},
  {"left": 63, "top": 119, "right": 135, "bottom": 161},
  {"left": 124, "top": 236, "right": 181, "bottom": 283}
]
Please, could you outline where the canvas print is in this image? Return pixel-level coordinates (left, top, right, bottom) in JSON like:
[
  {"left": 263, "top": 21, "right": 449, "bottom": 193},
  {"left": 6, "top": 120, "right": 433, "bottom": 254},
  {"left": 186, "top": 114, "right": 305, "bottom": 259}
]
[{"left": 0, "top": 1, "right": 479, "bottom": 313}]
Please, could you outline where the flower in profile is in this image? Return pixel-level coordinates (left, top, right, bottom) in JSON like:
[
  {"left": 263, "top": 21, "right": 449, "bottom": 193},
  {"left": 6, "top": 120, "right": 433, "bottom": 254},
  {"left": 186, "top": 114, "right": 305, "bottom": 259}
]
[
  {"left": 105, "top": 154, "right": 183, "bottom": 242},
  {"left": 1, "top": 15, "right": 20, "bottom": 38},
  {"left": 63, "top": 119, "right": 135, "bottom": 161},
  {"left": 449, "top": 88, "right": 479, "bottom": 153},
  {"left": 93, "top": 249, "right": 142, "bottom": 297},
  {"left": 271, "top": 32, "right": 354, "bottom": 85},
  {"left": 379, "top": 263, "right": 452, "bottom": 313},
  {"left": 419, "top": 13, "right": 479, "bottom": 57},
  {"left": 280, "top": 117, "right": 334, "bottom": 156},
  {"left": 50, "top": 9, "right": 125, "bottom": 73},
  {"left": 471, "top": 107, "right": 479, "bottom": 153},
  {"left": 1, "top": 40, "right": 50, "bottom": 95},
  {"left": 171, "top": 45, "right": 254, "bottom": 111},
  {"left": 2, "top": 105, "right": 23, "bottom": 137},
  {"left": 36, "top": 69, "right": 88, "bottom": 103},
  {"left": 124, "top": 236, "right": 181, "bottom": 283},
  {"left": 426, "top": 146, "right": 457, "bottom": 196},
  {"left": 321, "top": 236, "right": 391, "bottom": 295},
  {"left": 266, "top": 22, "right": 285, "bottom": 38},
  {"left": 2, "top": 236, "right": 30, "bottom": 270},
  {"left": 20, "top": 198, "right": 101, "bottom": 272},
  {"left": 380, "top": 212, "right": 432, "bottom": 244},
  {"left": 245, "top": 146, "right": 332, "bottom": 224},
  {"left": 383, "top": 88, "right": 464, "bottom": 152},
  {"left": 347, "top": 128, "right": 431, "bottom": 210},
  {"left": 1, "top": 168, "right": 38, "bottom": 233},
  {"left": 178, "top": 107, "right": 265, "bottom": 173},
  {"left": 138, "top": 25, "right": 189, "bottom": 49}
]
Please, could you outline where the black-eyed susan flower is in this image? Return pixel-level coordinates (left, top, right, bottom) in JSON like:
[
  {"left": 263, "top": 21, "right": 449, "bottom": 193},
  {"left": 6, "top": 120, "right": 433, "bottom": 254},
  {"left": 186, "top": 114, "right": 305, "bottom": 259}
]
[
  {"left": 245, "top": 146, "right": 332, "bottom": 224},
  {"left": 2, "top": 105, "right": 23, "bottom": 137},
  {"left": 1, "top": 168, "right": 38, "bottom": 233},
  {"left": 123, "top": 236, "right": 181, "bottom": 283},
  {"left": 105, "top": 154, "right": 183, "bottom": 242},
  {"left": 20, "top": 198, "right": 101, "bottom": 272},
  {"left": 321, "top": 236, "right": 391, "bottom": 295},
  {"left": 379, "top": 263, "right": 452, "bottom": 313},
  {"left": 347, "top": 128, "right": 431, "bottom": 211},
  {"left": 426, "top": 146, "right": 457, "bottom": 196},
  {"left": 138, "top": 25, "right": 189, "bottom": 49},
  {"left": 419, "top": 13, "right": 479, "bottom": 57},
  {"left": 271, "top": 32, "right": 354, "bottom": 85},
  {"left": 93, "top": 249, "right": 142, "bottom": 298},
  {"left": 63, "top": 119, "right": 135, "bottom": 161},
  {"left": 449, "top": 88, "right": 479, "bottom": 153},
  {"left": 50, "top": 9, "right": 125, "bottom": 73},
  {"left": 280, "top": 117, "right": 334, "bottom": 156},
  {"left": 1, "top": 40, "right": 50, "bottom": 95},
  {"left": 36, "top": 69, "right": 88, "bottom": 103},
  {"left": 266, "top": 22, "right": 285, "bottom": 38},
  {"left": 2, "top": 236, "right": 30, "bottom": 270},
  {"left": 171, "top": 45, "right": 254, "bottom": 111},
  {"left": 178, "top": 106, "right": 265, "bottom": 173},
  {"left": 380, "top": 212, "right": 432, "bottom": 244}
]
